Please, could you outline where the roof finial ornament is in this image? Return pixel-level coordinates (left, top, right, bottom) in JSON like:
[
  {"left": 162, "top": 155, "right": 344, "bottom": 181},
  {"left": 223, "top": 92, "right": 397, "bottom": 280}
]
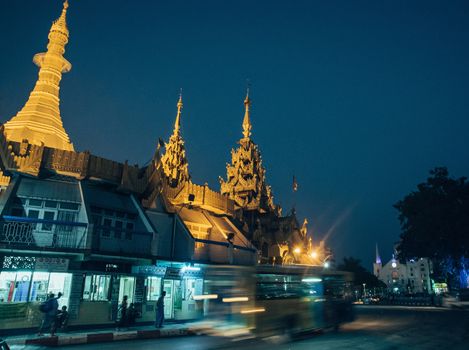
[
  {"left": 242, "top": 80, "right": 252, "bottom": 139},
  {"left": 174, "top": 89, "right": 183, "bottom": 134}
]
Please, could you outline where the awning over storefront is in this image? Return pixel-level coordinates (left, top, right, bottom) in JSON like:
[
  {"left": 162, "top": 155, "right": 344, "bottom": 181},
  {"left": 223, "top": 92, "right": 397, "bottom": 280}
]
[{"left": 16, "top": 177, "right": 81, "bottom": 202}]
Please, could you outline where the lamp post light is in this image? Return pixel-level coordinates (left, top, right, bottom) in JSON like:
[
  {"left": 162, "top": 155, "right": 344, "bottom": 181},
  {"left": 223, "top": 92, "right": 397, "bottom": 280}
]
[{"left": 363, "top": 283, "right": 366, "bottom": 298}]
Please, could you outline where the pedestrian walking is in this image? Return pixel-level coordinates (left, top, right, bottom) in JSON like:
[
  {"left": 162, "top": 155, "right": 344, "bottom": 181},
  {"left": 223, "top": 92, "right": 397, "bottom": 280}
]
[
  {"left": 37, "top": 293, "right": 59, "bottom": 336},
  {"left": 51, "top": 306, "right": 69, "bottom": 336},
  {"left": 155, "top": 291, "right": 166, "bottom": 328},
  {"left": 117, "top": 295, "right": 128, "bottom": 330}
]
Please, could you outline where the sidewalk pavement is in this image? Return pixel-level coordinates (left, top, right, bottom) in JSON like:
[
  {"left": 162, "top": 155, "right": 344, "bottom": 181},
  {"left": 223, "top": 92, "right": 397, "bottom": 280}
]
[
  {"left": 4, "top": 323, "right": 197, "bottom": 347},
  {"left": 3, "top": 321, "right": 253, "bottom": 347}
]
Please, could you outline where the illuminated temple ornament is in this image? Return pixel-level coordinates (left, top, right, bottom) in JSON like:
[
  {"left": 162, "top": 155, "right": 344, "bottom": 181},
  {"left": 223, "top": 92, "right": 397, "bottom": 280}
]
[
  {"left": 160, "top": 93, "right": 190, "bottom": 187},
  {"left": 220, "top": 91, "right": 275, "bottom": 212},
  {"left": 3, "top": 1, "right": 74, "bottom": 151}
]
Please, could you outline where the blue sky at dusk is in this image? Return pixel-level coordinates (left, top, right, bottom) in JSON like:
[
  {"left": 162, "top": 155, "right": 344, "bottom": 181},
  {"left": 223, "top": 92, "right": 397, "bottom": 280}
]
[{"left": 1, "top": 0, "right": 469, "bottom": 268}]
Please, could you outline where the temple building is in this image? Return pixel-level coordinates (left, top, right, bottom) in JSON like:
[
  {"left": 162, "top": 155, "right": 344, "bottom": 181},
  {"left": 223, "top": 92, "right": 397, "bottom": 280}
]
[{"left": 0, "top": 1, "right": 330, "bottom": 333}]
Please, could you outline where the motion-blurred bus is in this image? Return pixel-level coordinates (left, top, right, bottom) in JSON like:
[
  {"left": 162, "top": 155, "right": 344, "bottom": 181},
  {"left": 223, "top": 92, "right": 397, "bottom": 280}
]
[{"left": 200, "top": 265, "right": 354, "bottom": 337}]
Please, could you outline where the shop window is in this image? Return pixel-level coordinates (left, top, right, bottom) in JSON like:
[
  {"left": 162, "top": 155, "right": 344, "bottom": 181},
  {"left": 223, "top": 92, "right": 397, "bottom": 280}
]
[
  {"left": 0, "top": 271, "right": 32, "bottom": 302},
  {"left": 30, "top": 272, "right": 50, "bottom": 302},
  {"left": 146, "top": 277, "right": 162, "bottom": 301},
  {"left": 83, "top": 275, "right": 111, "bottom": 301}
]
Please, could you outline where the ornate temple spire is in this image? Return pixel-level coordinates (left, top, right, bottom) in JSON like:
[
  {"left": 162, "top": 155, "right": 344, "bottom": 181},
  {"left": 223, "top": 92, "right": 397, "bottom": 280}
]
[
  {"left": 3, "top": 0, "right": 74, "bottom": 151},
  {"left": 242, "top": 88, "right": 252, "bottom": 139},
  {"left": 220, "top": 91, "right": 275, "bottom": 212},
  {"left": 161, "top": 93, "right": 190, "bottom": 187}
]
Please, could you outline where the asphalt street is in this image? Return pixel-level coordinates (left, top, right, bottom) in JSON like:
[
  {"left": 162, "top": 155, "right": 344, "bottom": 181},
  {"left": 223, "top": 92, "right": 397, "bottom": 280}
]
[{"left": 10, "top": 305, "right": 469, "bottom": 350}]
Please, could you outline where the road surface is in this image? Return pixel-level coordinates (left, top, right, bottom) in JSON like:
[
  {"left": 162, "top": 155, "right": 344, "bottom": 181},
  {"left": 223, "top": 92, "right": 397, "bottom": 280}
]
[{"left": 11, "top": 305, "right": 469, "bottom": 350}]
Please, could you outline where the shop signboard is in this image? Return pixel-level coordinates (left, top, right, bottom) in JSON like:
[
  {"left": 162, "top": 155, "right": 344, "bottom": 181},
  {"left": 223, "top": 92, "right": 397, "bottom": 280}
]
[
  {"left": 164, "top": 267, "right": 181, "bottom": 279},
  {"left": 131, "top": 265, "right": 166, "bottom": 277},
  {"left": 35, "top": 257, "right": 69, "bottom": 272}
]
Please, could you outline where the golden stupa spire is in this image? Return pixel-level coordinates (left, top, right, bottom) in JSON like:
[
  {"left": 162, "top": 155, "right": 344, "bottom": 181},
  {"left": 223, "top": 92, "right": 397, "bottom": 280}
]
[
  {"left": 242, "top": 88, "right": 252, "bottom": 139},
  {"left": 3, "top": 0, "right": 74, "bottom": 151},
  {"left": 160, "top": 92, "right": 189, "bottom": 187},
  {"left": 173, "top": 90, "right": 183, "bottom": 135}
]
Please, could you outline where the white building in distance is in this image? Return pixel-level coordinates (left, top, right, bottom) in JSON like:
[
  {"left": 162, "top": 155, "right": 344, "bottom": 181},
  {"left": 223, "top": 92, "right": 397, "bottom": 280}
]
[{"left": 373, "top": 245, "right": 433, "bottom": 294}]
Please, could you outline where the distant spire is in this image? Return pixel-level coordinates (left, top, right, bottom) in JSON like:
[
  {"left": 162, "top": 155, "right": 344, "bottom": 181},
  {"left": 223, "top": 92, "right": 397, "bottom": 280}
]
[
  {"left": 375, "top": 243, "right": 382, "bottom": 264},
  {"left": 242, "top": 87, "right": 252, "bottom": 139}
]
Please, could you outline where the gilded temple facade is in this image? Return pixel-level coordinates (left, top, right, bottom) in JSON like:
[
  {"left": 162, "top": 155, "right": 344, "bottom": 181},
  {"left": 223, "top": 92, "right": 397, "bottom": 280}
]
[{"left": 0, "top": 1, "right": 330, "bottom": 333}]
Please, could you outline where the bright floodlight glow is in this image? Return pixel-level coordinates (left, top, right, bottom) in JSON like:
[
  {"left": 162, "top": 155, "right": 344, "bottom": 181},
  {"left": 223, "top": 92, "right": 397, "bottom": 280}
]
[
  {"left": 391, "top": 262, "right": 397, "bottom": 268},
  {"left": 302, "top": 277, "right": 322, "bottom": 283},
  {"left": 294, "top": 247, "right": 301, "bottom": 254},
  {"left": 310, "top": 251, "right": 318, "bottom": 259},
  {"left": 193, "top": 294, "right": 218, "bottom": 300},
  {"left": 324, "top": 261, "right": 330, "bottom": 268},
  {"left": 222, "top": 297, "right": 249, "bottom": 303}
]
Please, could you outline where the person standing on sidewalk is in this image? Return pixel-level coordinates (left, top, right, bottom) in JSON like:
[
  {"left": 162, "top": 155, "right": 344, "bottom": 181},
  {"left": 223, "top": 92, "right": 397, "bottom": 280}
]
[
  {"left": 117, "top": 295, "right": 128, "bottom": 330},
  {"left": 38, "top": 293, "right": 59, "bottom": 336},
  {"left": 155, "top": 291, "right": 166, "bottom": 328}
]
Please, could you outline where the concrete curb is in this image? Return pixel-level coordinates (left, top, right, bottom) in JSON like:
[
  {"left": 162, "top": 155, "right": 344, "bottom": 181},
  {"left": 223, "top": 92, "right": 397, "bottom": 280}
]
[{"left": 18, "top": 327, "right": 194, "bottom": 347}]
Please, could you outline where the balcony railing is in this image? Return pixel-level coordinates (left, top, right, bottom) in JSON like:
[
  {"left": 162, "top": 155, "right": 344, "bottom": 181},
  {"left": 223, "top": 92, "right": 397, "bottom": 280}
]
[{"left": 0, "top": 216, "right": 88, "bottom": 250}]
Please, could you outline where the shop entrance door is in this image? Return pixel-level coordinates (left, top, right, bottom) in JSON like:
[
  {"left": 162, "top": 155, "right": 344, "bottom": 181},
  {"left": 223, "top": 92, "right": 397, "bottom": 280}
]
[
  {"left": 163, "top": 280, "right": 174, "bottom": 319},
  {"left": 118, "top": 276, "right": 136, "bottom": 304}
]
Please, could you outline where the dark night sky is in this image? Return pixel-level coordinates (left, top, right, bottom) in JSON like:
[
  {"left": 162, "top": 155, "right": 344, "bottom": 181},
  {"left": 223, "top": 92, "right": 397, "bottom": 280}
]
[{"left": 1, "top": 0, "right": 469, "bottom": 269}]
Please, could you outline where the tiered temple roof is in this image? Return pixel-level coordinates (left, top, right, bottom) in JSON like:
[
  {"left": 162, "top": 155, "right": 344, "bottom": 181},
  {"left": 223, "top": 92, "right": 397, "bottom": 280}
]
[
  {"left": 219, "top": 91, "right": 275, "bottom": 212},
  {"left": 160, "top": 94, "right": 190, "bottom": 187}
]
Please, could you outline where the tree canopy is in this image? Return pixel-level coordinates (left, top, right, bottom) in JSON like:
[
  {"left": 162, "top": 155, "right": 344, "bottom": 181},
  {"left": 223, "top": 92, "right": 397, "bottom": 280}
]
[
  {"left": 394, "top": 167, "right": 469, "bottom": 288},
  {"left": 394, "top": 167, "right": 469, "bottom": 262}
]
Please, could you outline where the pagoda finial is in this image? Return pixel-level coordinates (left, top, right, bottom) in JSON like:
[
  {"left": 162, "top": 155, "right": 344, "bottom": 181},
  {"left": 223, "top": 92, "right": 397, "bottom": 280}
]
[
  {"left": 51, "top": 0, "right": 70, "bottom": 38},
  {"left": 174, "top": 89, "right": 183, "bottom": 134},
  {"left": 242, "top": 87, "right": 252, "bottom": 139}
]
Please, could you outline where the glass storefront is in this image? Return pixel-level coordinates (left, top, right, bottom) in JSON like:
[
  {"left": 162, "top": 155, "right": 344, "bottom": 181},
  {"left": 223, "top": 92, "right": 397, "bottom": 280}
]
[
  {"left": 83, "top": 274, "right": 111, "bottom": 301},
  {"left": 0, "top": 271, "right": 72, "bottom": 307},
  {"left": 146, "top": 276, "right": 162, "bottom": 301}
]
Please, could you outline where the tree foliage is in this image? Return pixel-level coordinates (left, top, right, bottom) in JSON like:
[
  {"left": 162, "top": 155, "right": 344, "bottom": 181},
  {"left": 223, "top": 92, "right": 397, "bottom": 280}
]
[
  {"left": 394, "top": 167, "right": 469, "bottom": 263},
  {"left": 337, "top": 256, "right": 385, "bottom": 288}
]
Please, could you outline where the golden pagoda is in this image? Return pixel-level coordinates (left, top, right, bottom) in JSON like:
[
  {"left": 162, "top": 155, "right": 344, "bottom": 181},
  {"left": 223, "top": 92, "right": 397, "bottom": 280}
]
[
  {"left": 160, "top": 93, "right": 190, "bottom": 187},
  {"left": 220, "top": 90, "right": 275, "bottom": 212},
  {"left": 3, "top": 0, "right": 74, "bottom": 151}
]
